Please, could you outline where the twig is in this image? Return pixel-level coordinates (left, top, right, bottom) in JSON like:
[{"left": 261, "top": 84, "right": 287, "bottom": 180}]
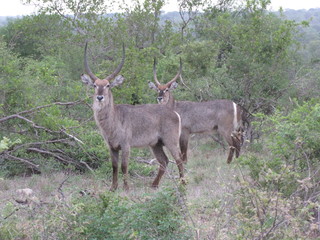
[
  {"left": 3, "top": 207, "right": 20, "bottom": 220},
  {"left": 2, "top": 114, "right": 55, "bottom": 133},
  {"left": 61, "top": 129, "right": 84, "bottom": 144},
  {"left": 1, "top": 112, "right": 84, "bottom": 147},
  {"left": 80, "top": 161, "right": 95, "bottom": 174},
  {"left": 58, "top": 175, "right": 70, "bottom": 202},
  {"left": 27, "top": 147, "right": 77, "bottom": 165},
  {"left": 210, "top": 135, "right": 226, "bottom": 150},
  {"left": 6, "top": 139, "right": 71, "bottom": 153},
  {"left": 0, "top": 99, "right": 87, "bottom": 123},
  {"left": 4, "top": 153, "right": 40, "bottom": 169},
  {"left": 179, "top": 75, "right": 191, "bottom": 91},
  {"left": 135, "top": 157, "right": 157, "bottom": 165}
]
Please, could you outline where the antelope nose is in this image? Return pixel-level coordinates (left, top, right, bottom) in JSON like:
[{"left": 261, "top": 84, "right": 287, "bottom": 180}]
[
  {"left": 97, "top": 95, "right": 104, "bottom": 101},
  {"left": 157, "top": 97, "right": 163, "bottom": 102}
]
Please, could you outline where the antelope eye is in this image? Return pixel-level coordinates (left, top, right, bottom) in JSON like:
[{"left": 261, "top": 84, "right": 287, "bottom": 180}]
[{"left": 93, "top": 84, "right": 97, "bottom": 88}]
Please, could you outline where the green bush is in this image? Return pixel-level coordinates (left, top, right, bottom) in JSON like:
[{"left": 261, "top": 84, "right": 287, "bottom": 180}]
[
  {"left": 233, "top": 98, "right": 320, "bottom": 239},
  {"left": 40, "top": 187, "right": 193, "bottom": 240}
]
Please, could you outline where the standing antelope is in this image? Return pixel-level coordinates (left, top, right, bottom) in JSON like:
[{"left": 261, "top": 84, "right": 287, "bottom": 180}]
[
  {"left": 81, "top": 43, "right": 184, "bottom": 191},
  {"left": 148, "top": 60, "right": 244, "bottom": 164}
]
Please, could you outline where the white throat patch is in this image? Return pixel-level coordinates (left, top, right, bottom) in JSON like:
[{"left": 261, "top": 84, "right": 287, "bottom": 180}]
[{"left": 233, "top": 102, "right": 237, "bottom": 130}]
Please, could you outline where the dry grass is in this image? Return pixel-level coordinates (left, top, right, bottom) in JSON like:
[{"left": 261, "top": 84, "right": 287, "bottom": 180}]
[
  {"left": 0, "top": 136, "right": 244, "bottom": 239},
  {"left": 183, "top": 136, "right": 241, "bottom": 239}
]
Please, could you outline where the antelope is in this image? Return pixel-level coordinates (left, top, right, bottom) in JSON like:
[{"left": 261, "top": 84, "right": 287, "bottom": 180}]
[
  {"left": 81, "top": 43, "right": 184, "bottom": 191},
  {"left": 148, "top": 60, "right": 244, "bottom": 164}
]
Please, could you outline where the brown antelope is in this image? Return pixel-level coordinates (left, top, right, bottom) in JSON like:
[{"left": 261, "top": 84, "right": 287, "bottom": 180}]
[
  {"left": 81, "top": 43, "right": 184, "bottom": 191},
  {"left": 148, "top": 59, "right": 244, "bottom": 164}
]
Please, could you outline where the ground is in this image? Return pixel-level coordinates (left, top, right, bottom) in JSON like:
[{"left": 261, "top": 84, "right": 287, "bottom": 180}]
[{"left": 0, "top": 136, "right": 244, "bottom": 239}]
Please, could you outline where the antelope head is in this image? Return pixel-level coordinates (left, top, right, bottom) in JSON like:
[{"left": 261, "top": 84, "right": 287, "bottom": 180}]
[
  {"left": 148, "top": 58, "right": 181, "bottom": 104},
  {"left": 81, "top": 42, "right": 125, "bottom": 106}
]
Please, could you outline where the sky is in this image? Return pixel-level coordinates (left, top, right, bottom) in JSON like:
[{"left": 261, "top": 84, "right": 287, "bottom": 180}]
[{"left": 0, "top": 0, "right": 320, "bottom": 16}]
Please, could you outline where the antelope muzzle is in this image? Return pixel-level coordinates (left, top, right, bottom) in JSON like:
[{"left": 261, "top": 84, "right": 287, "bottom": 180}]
[{"left": 96, "top": 95, "right": 104, "bottom": 102}]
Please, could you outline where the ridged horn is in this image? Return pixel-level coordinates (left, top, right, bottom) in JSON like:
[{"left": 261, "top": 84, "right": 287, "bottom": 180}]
[
  {"left": 165, "top": 57, "right": 182, "bottom": 87},
  {"left": 105, "top": 43, "right": 125, "bottom": 81},
  {"left": 153, "top": 57, "right": 161, "bottom": 86},
  {"left": 84, "top": 41, "right": 98, "bottom": 82}
]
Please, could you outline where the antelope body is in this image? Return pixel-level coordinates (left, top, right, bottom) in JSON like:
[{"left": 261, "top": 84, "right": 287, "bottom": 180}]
[
  {"left": 82, "top": 43, "right": 184, "bottom": 191},
  {"left": 149, "top": 62, "right": 243, "bottom": 164}
]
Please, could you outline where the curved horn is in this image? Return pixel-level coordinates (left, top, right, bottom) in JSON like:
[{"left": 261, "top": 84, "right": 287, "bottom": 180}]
[
  {"left": 166, "top": 57, "right": 182, "bottom": 87},
  {"left": 153, "top": 58, "right": 161, "bottom": 86},
  {"left": 105, "top": 43, "right": 125, "bottom": 81},
  {"left": 84, "top": 41, "right": 98, "bottom": 81}
]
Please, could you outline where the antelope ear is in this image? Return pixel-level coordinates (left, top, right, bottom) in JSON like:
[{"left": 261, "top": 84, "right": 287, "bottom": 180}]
[
  {"left": 148, "top": 81, "right": 158, "bottom": 91},
  {"left": 169, "top": 81, "right": 178, "bottom": 90},
  {"left": 110, "top": 75, "right": 125, "bottom": 88},
  {"left": 81, "top": 74, "right": 94, "bottom": 87}
]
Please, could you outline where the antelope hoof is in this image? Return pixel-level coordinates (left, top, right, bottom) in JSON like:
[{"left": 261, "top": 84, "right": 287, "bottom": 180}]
[
  {"left": 123, "top": 184, "right": 130, "bottom": 192},
  {"left": 181, "top": 154, "right": 188, "bottom": 164},
  {"left": 151, "top": 183, "right": 159, "bottom": 189},
  {"left": 109, "top": 184, "right": 118, "bottom": 192},
  {"left": 180, "top": 177, "right": 188, "bottom": 185}
]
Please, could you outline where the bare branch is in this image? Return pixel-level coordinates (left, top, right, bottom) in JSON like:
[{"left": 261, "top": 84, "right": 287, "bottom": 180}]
[
  {"left": 61, "top": 129, "right": 84, "bottom": 144},
  {"left": 4, "top": 114, "right": 55, "bottom": 133},
  {"left": 0, "top": 99, "right": 87, "bottom": 124},
  {"left": 179, "top": 75, "right": 191, "bottom": 90},
  {"left": 4, "top": 153, "right": 40, "bottom": 169},
  {"left": 3, "top": 207, "right": 20, "bottom": 220},
  {"left": 6, "top": 139, "right": 71, "bottom": 154},
  {"left": 27, "top": 147, "right": 81, "bottom": 167},
  {"left": 80, "top": 161, "right": 95, "bottom": 174},
  {"left": 57, "top": 175, "right": 70, "bottom": 202}
]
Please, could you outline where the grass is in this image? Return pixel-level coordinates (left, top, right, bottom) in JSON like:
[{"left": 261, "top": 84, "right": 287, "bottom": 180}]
[
  {"left": 0, "top": 136, "right": 245, "bottom": 239},
  {"left": 184, "top": 136, "right": 241, "bottom": 239}
]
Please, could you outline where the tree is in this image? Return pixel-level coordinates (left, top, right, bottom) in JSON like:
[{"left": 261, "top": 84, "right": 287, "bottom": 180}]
[{"left": 182, "top": 0, "right": 300, "bottom": 116}]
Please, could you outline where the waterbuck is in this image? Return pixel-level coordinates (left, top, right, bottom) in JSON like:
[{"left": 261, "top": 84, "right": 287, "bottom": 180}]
[
  {"left": 148, "top": 60, "right": 244, "bottom": 164},
  {"left": 81, "top": 43, "right": 184, "bottom": 191}
]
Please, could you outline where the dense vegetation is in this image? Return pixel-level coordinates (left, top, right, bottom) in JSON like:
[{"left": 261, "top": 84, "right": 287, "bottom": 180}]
[{"left": 0, "top": 0, "right": 319, "bottom": 239}]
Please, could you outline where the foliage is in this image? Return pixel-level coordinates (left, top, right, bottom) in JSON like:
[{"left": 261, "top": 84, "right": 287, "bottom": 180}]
[
  {"left": 0, "top": 0, "right": 317, "bottom": 188},
  {"left": 0, "top": 37, "right": 108, "bottom": 175},
  {"left": 189, "top": 0, "right": 301, "bottom": 115},
  {"left": 234, "top": 98, "right": 320, "bottom": 239},
  {"left": 0, "top": 137, "right": 21, "bottom": 153},
  {"left": 1, "top": 1, "right": 320, "bottom": 239},
  {"left": 260, "top": 99, "right": 320, "bottom": 180},
  {"left": 0, "top": 14, "right": 67, "bottom": 59},
  {"left": 35, "top": 187, "right": 193, "bottom": 240}
]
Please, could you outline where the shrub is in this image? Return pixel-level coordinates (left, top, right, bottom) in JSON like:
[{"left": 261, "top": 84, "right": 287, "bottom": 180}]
[
  {"left": 233, "top": 98, "right": 320, "bottom": 239},
  {"left": 41, "top": 187, "right": 193, "bottom": 240}
]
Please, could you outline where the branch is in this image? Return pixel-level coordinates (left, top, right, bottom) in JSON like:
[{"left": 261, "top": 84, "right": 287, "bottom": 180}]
[
  {"left": 2, "top": 114, "right": 55, "bottom": 133},
  {"left": 179, "top": 75, "right": 191, "bottom": 91},
  {"left": 27, "top": 147, "right": 81, "bottom": 167},
  {"left": 1, "top": 113, "right": 84, "bottom": 145},
  {"left": 6, "top": 139, "right": 71, "bottom": 154},
  {"left": 3, "top": 207, "right": 20, "bottom": 220},
  {"left": 0, "top": 99, "right": 87, "bottom": 124},
  {"left": 4, "top": 153, "right": 40, "bottom": 170},
  {"left": 57, "top": 175, "right": 70, "bottom": 201},
  {"left": 61, "top": 129, "right": 84, "bottom": 144},
  {"left": 80, "top": 161, "right": 95, "bottom": 174}
]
